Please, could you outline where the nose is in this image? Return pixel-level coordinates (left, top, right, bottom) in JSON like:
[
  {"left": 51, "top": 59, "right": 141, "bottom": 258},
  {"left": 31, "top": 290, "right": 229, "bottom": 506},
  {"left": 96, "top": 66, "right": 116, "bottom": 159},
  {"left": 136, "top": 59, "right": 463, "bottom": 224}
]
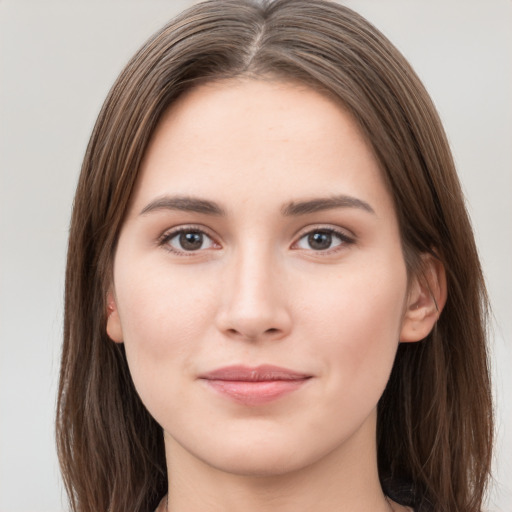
[{"left": 215, "top": 247, "right": 292, "bottom": 342}]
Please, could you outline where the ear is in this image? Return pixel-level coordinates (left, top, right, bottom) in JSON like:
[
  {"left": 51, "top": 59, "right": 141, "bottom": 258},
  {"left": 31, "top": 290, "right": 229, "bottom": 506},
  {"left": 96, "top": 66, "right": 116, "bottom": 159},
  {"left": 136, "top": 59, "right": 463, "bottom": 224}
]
[
  {"left": 400, "top": 253, "right": 447, "bottom": 343},
  {"left": 106, "top": 289, "right": 124, "bottom": 343}
]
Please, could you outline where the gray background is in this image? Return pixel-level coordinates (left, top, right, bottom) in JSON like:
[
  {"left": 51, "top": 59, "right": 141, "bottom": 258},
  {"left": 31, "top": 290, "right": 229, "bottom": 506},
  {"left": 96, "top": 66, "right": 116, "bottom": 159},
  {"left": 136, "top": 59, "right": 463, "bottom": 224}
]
[{"left": 0, "top": 1, "right": 510, "bottom": 510}]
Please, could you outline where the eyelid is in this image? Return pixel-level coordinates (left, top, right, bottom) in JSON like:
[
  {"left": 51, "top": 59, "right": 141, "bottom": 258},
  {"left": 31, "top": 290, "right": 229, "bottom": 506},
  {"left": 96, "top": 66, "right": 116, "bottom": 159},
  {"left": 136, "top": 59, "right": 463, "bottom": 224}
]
[
  {"left": 157, "top": 224, "right": 222, "bottom": 255},
  {"left": 291, "top": 224, "right": 356, "bottom": 252},
  {"left": 156, "top": 223, "right": 355, "bottom": 256}
]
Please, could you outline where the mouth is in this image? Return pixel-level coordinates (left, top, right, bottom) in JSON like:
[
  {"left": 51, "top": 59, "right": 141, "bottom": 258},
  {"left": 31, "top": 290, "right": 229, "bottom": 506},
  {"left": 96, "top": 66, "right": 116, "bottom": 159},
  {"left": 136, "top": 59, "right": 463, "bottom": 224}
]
[{"left": 199, "top": 365, "right": 312, "bottom": 405}]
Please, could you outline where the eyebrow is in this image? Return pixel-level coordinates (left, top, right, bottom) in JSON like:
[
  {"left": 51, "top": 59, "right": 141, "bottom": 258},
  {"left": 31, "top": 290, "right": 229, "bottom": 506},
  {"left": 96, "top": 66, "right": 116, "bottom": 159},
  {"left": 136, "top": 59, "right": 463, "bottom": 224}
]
[
  {"left": 139, "top": 193, "right": 375, "bottom": 217},
  {"left": 140, "top": 196, "right": 226, "bottom": 216},
  {"left": 281, "top": 195, "right": 375, "bottom": 216}
]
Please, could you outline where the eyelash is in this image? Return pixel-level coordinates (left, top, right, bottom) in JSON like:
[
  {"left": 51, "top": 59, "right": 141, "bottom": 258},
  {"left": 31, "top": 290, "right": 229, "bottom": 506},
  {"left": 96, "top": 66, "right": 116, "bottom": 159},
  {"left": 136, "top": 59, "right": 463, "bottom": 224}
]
[
  {"left": 157, "top": 225, "right": 219, "bottom": 256},
  {"left": 157, "top": 225, "right": 355, "bottom": 256},
  {"left": 293, "top": 227, "right": 355, "bottom": 254}
]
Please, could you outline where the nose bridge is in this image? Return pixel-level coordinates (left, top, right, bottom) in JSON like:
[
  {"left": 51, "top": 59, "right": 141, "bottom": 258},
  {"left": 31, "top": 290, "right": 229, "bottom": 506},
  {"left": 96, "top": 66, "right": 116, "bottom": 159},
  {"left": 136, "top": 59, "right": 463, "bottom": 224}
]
[{"left": 217, "top": 240, "right": 291, "bottom": 340}]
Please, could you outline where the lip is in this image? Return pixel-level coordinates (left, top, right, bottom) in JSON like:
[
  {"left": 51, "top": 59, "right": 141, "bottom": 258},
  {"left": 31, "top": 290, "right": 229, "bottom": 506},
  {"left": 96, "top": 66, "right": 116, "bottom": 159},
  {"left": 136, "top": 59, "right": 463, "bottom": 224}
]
[{"left": 199, "top": 365, "right": 312, "bottom": 405}]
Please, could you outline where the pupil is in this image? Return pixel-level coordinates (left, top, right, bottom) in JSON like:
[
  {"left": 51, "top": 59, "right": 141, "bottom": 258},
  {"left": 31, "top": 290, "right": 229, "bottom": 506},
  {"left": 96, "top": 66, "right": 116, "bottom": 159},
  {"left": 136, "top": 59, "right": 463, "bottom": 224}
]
[
  {"left": 308, "top": 232, "right": 331, "bottom": 250},
  {"left": 180, "top": 232, "right": 203, "bottom": 250}
]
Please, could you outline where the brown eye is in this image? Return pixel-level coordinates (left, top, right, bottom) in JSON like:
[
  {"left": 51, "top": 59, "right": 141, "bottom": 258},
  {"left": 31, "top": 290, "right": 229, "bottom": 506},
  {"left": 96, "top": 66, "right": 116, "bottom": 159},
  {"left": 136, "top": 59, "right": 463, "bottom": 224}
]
[
  {"left": 307, "top": 232, "right": 333, "bottom": 250},
  {"left": 179, "top": 232, "right": 203, "bottom": 250},
  {"left": 165, "top": 230, "right": 215, "bottom": 252},
  {"left": 295, "top": 229, "right": 353, "bottom": 252}
]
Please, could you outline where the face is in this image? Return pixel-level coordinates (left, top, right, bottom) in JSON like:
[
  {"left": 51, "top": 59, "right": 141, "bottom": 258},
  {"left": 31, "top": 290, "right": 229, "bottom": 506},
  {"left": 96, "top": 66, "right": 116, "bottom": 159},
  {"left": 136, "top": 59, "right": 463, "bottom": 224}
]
[{"left": 107, "top": 79, "right": 426, "bottom": 477}]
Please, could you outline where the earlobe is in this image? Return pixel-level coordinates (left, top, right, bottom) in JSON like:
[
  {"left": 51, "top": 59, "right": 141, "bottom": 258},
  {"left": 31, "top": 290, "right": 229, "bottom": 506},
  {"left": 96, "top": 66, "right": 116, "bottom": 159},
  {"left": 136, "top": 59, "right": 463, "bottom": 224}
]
[
  {"left": 400, "top": 253, "right": 447, "bottom": 343},
  {"left": 106, "top": 290, "right": 124, "bottom": 343}
]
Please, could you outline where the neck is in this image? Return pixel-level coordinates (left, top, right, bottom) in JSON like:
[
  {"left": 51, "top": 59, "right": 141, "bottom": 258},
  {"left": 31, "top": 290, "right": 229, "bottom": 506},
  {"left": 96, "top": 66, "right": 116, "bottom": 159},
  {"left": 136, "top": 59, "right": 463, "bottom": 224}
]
[{"left": 162, "top": 412, "right": 396, "bottom": 512}]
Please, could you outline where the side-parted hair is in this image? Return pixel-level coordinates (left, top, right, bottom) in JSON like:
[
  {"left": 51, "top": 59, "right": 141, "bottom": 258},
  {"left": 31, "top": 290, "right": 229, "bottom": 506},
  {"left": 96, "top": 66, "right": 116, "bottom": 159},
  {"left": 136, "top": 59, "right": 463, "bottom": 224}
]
[{"left": 56, "top": 1, "right": 493, "bottom": 511}]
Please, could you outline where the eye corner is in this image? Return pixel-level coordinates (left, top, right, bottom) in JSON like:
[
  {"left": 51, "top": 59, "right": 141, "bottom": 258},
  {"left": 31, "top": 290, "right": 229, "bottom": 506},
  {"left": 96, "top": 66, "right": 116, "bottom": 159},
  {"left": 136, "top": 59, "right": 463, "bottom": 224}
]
[
  {"left": 291, "top": 226, "right": 356, "bottom": 254},
  {"left": 157, "top": 225, "right": 222, "bottom": 256}
]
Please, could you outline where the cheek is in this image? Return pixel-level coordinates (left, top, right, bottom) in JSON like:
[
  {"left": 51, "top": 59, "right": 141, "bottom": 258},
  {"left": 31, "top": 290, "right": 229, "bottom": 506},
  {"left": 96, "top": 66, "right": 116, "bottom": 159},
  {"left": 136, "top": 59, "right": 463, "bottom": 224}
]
[
  {"left": 301, "top": 258, "right": 408, "bottom": 389},
  {"left": 113, "top": 261, "right": 218, "bottom": 403},
  {"left": 288, "top": 261, "right": 407, "bottom": 446},
  {"left": 117, "top": 258, "right": 216, "bottom": 337}
]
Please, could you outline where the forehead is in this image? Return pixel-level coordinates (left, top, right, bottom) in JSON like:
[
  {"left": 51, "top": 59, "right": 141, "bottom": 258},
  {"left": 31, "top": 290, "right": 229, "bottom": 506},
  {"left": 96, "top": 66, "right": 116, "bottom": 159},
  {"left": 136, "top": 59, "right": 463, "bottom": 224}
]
[
  {"left": 148, "top": 78, "right": 365, "bottom": 161},
  {"left": 130, "top": 78, "right": 393, "bottom": 217}
]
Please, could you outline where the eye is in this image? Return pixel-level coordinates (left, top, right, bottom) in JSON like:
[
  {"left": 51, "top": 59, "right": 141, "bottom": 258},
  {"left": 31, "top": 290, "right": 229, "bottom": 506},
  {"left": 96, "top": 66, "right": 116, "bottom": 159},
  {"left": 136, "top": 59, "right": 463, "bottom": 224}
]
[
  {"left": 294, "top": 228, "right": 353, "bottom": 252},
  {"left": 160, "top": 228, "right": 217, "bottom": 254}
]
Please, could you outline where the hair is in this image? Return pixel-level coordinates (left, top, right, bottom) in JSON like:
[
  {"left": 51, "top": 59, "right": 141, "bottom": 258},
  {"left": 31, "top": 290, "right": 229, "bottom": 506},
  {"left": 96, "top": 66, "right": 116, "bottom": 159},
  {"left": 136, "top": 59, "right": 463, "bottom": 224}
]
[{"left": 56, "top": 1, "right": 493, "bottom": 511}]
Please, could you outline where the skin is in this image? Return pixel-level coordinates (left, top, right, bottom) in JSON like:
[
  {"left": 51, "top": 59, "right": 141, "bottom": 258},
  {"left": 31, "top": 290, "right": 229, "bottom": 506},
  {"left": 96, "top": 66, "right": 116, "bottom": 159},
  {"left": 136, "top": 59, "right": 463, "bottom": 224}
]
[{"left": 107, "top": 79, "right": 445, "bottom": 512}]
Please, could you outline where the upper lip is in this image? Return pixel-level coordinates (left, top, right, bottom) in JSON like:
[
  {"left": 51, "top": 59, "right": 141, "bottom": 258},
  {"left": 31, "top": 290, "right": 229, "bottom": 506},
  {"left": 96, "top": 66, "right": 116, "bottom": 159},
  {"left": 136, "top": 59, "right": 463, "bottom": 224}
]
[{"left": 200, "top": 365, "right": 311, "bottom": 381}]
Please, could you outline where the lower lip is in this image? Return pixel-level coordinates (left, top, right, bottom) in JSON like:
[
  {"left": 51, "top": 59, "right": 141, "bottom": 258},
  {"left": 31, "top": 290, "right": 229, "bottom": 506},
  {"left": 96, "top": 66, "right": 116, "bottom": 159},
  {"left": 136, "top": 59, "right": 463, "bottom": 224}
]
[{"left": 203, "top": 379, "right": 309, "bottom": 405}]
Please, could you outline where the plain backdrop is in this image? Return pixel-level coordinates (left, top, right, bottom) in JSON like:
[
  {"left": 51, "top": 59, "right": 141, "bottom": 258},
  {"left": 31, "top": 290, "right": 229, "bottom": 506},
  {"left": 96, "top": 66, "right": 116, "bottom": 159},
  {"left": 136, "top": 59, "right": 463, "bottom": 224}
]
[{"left": 0, "top": 1, "right": 510, "bottom": 511}]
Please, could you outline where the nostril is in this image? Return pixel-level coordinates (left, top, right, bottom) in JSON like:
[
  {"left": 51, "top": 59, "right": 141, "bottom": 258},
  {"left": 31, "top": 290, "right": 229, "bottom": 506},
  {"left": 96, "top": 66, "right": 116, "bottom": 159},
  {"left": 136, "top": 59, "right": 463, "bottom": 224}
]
[{"left": 224, "top": 326, "right": 282, "bottom": 341}]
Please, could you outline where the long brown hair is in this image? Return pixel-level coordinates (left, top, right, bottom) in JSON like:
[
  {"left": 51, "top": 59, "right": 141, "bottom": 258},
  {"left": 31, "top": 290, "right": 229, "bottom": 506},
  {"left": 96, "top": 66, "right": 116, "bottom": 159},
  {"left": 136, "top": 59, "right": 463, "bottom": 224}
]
[{"left": 56, "top": 1, "right": 493, "bottom": 511}]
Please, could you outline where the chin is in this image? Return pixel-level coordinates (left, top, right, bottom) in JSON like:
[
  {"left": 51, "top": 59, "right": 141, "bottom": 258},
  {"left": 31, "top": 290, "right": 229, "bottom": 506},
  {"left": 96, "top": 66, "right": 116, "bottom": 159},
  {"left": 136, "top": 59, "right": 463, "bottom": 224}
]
[
  {"left": 204, "top": 449, "right": 310, "bottom": 478},
  {"left": 182, "top": 430, "right": 335, "bottom": 478}
]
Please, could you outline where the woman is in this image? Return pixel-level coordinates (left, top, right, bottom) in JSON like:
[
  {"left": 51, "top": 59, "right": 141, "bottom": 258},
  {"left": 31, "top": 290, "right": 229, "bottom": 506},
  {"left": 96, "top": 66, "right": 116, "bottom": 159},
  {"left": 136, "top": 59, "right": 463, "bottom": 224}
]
[{"left": 56, "top": 1, "right": 493, "bottom": 511}]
